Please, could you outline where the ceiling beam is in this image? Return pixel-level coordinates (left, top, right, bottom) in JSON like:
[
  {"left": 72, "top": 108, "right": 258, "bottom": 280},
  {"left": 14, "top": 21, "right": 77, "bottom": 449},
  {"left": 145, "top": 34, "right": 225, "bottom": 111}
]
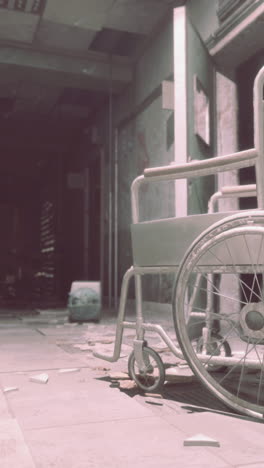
[{"left": 0, "top": 44, "right": 133, "bottom": 92}]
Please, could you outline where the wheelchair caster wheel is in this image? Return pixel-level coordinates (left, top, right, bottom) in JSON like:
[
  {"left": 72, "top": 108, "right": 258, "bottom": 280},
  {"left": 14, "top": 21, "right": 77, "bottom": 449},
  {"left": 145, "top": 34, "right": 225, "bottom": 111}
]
[
  {"left": 128, "top": 346, "right": 165, "bottom": 392},
  {"left": 195, "top": 334, "right": 231, "bottom": 372}
]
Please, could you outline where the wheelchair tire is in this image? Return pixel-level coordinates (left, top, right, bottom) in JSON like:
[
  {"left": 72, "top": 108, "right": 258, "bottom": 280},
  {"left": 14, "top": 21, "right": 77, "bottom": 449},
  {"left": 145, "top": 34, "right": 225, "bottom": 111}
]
[
  {"left": 173, "top": 213, "right": 264, "bottom": 419},
  {"left": 128, "top": 346, "right": 165, "bottom": 392}
]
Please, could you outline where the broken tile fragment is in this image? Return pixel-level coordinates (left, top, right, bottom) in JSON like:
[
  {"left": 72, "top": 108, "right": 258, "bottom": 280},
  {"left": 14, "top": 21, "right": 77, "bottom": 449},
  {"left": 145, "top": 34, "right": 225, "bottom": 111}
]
[
  {"left": 3, "top": 386, "right": 19, "bottom": 393},
  {"left": 184, "top": 433, "right": 220, "bottom": 447},
  {"left": 110, "top": 381, "right": 120, "bottom": 388},
  {"left": 119, "top": 380, "right": 138, "bottom": 390},
  {"left": 58, "top": 368, "right": 80, "bottom": 374},
  {"left": 145, "top": 399, "right": 163, "bottom": 406},
  {"left": 108, "top": 372, "right": 130, "bottom": 380},
  {"left": 29, "top": 373, "right": 49, "bottom": 384},
  {"left": 144, "top": 393, "right": 162, "bottom": 399}
]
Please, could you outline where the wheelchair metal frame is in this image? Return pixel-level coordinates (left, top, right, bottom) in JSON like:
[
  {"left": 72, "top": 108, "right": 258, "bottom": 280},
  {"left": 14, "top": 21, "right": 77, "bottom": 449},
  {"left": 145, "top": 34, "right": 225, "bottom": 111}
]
[{"left": 94, "top": 66, "right": 264, "bottom": 418}]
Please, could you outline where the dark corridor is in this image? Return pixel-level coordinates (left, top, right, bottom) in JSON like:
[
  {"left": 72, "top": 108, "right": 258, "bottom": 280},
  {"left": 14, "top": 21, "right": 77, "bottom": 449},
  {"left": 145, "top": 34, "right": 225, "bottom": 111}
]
[{"left": 0, "top": 88, "right": 103, "bottom": 310}]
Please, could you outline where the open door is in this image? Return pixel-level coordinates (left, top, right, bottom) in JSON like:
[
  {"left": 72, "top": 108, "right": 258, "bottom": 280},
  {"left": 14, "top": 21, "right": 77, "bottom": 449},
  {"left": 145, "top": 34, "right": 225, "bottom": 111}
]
[{"left": 174, "top": 6, "right": 216, "bottom": 216}]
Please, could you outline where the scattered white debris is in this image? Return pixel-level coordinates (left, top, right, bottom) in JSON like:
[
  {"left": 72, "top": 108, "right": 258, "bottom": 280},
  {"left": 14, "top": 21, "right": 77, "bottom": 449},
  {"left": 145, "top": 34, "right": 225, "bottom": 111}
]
[
  {"left": 184, "top": 433, "right": 220, "bottom": 447},
  {"left": 58, "top": 368, "right": 80, "bottom": 374},
  {"left": 3, "top": 386, "right": 19, "bottom": 393},
  {"left": 29, "top": 373, "right": 49, "bottom": 384}
]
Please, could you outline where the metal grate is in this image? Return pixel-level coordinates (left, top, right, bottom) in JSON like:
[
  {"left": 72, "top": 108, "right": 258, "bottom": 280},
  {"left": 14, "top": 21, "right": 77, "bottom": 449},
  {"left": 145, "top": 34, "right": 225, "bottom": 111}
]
[{"left": 163, "top": 381, "right": 235, "bottom": 414}]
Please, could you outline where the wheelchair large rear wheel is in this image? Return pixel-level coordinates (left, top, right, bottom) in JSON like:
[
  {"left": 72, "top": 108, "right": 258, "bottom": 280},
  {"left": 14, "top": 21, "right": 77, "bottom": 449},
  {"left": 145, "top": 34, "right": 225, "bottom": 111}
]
[{"left": 173, "top": 213, "right": 264, "bottom": 419}]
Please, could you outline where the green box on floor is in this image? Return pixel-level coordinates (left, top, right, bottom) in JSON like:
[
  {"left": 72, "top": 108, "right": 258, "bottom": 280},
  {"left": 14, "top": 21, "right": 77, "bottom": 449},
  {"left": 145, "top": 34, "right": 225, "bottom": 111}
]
[{"left": 68, "top": 281, "right": 101, "bottom": 322}]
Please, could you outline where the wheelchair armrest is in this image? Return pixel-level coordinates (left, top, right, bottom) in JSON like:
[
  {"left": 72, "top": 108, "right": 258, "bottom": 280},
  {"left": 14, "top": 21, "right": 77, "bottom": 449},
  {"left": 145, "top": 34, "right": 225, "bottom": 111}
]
[
  {"left": 221, "top": 184, "right": 257, "bottom": 197},
  {"left": 143, "top": 148, "right": 257, "bottom": 181}
]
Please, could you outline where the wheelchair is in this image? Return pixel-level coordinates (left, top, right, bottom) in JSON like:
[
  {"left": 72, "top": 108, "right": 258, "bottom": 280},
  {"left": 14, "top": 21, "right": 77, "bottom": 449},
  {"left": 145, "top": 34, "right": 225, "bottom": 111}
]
[{"left": 95, "top": 66, "right": 264, "bottom": 420}]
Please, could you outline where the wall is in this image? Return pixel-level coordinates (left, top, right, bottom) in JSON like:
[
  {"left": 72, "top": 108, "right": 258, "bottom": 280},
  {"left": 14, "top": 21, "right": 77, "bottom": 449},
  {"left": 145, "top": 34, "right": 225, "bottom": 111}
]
[
  {"left": 114, "top": 18, "right": 173, "bottom": 126},
  {"left": 94, "top": 15, "right": 176, "bottom": 304}
]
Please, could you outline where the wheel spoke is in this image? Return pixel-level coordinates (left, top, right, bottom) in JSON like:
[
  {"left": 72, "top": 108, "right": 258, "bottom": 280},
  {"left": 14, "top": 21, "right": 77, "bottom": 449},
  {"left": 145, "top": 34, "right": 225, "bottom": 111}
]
[
  {"left": 243, "top": 234, "right": 264, "bottom": 301},
  {"left": 128, "top": 347, "right": 165, "bottom": 392},
  {"left": 174, "top": 217, "right": 264, "bottom": 418}
]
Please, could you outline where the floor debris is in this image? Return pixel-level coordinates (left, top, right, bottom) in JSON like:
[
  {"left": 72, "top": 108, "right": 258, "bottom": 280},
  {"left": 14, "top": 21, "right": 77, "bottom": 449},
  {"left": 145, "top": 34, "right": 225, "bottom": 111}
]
[
  {"left": 184, "top": 434, "right": 220, "bottom": 447},
  {"left": 108, "top": 372, "right": 130, "bottom": 380},
  {"left": 165, "top": 367, "right": 196, "bottom": 383},
  {"left": 119, "top": 380, "right": 138, "bottom": 390},
  {"left": 29, "top": 373, "right": 49, "bottom": 384},
  {"left": 3, "top": 386, "right": 19, "bottom": 393},
  {"left": 144, "top": 393, "right": 162, "bottom": 399},
  {"left": 58, "top": 368, "right": 80, "bottom": 374},
  {"left": 93, "top": 366, "right": 110, "bottom": 371},
  {"left": 145, "top": 399, "right": 163, "bottom": 406},
  {"left": 73, "top": 344, "right": 92, "bottom": 351},
  {"left": 97, "top": 338, "right": 115, "bottom": 344}
]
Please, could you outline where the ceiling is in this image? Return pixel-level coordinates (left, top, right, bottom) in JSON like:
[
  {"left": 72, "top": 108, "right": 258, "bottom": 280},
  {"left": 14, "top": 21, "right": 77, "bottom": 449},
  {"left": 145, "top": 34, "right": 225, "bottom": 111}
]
[{"left": 0, "top": 0, "right": 185, "bottom": 180}]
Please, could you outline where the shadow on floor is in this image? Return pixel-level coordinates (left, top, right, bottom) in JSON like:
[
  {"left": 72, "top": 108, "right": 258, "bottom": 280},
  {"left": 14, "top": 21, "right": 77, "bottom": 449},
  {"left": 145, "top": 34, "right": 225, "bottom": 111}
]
[{"left": 98, "top": 375, "right": 264, "bottom": 424}]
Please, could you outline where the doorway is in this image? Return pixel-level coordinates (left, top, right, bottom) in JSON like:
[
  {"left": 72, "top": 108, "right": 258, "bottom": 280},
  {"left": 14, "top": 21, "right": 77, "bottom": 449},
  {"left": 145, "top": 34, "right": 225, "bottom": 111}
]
[
  {"left": 237, "top": 51, "right": 264, "bottom": 209},
  {"left": 237, "top": 50, "right": 264, "bottom": 301}
]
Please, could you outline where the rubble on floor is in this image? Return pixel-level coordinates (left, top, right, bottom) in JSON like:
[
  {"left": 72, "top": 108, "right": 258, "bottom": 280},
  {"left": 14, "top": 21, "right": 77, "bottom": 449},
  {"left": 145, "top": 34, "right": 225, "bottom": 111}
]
[
  {"left": 29, "top": 373, "right": 49, "bottom": 384},
  {"left": 184, "top": 433, "right": 220, "bottom": 447},
  {"left": 58, "top": 368, "right": 80, "bottom": 374},
  {"left": 107, "top": 371, "right": 130, "bottom": 380},
  {"left": 119, "top": 380, "right": 138, "bottom": 390},
  {"left": 165, "top": 366, "right": 196, "bottom": 383},
  {"left": 3, "top": 386, "right": 19, "bottom": 393}
]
